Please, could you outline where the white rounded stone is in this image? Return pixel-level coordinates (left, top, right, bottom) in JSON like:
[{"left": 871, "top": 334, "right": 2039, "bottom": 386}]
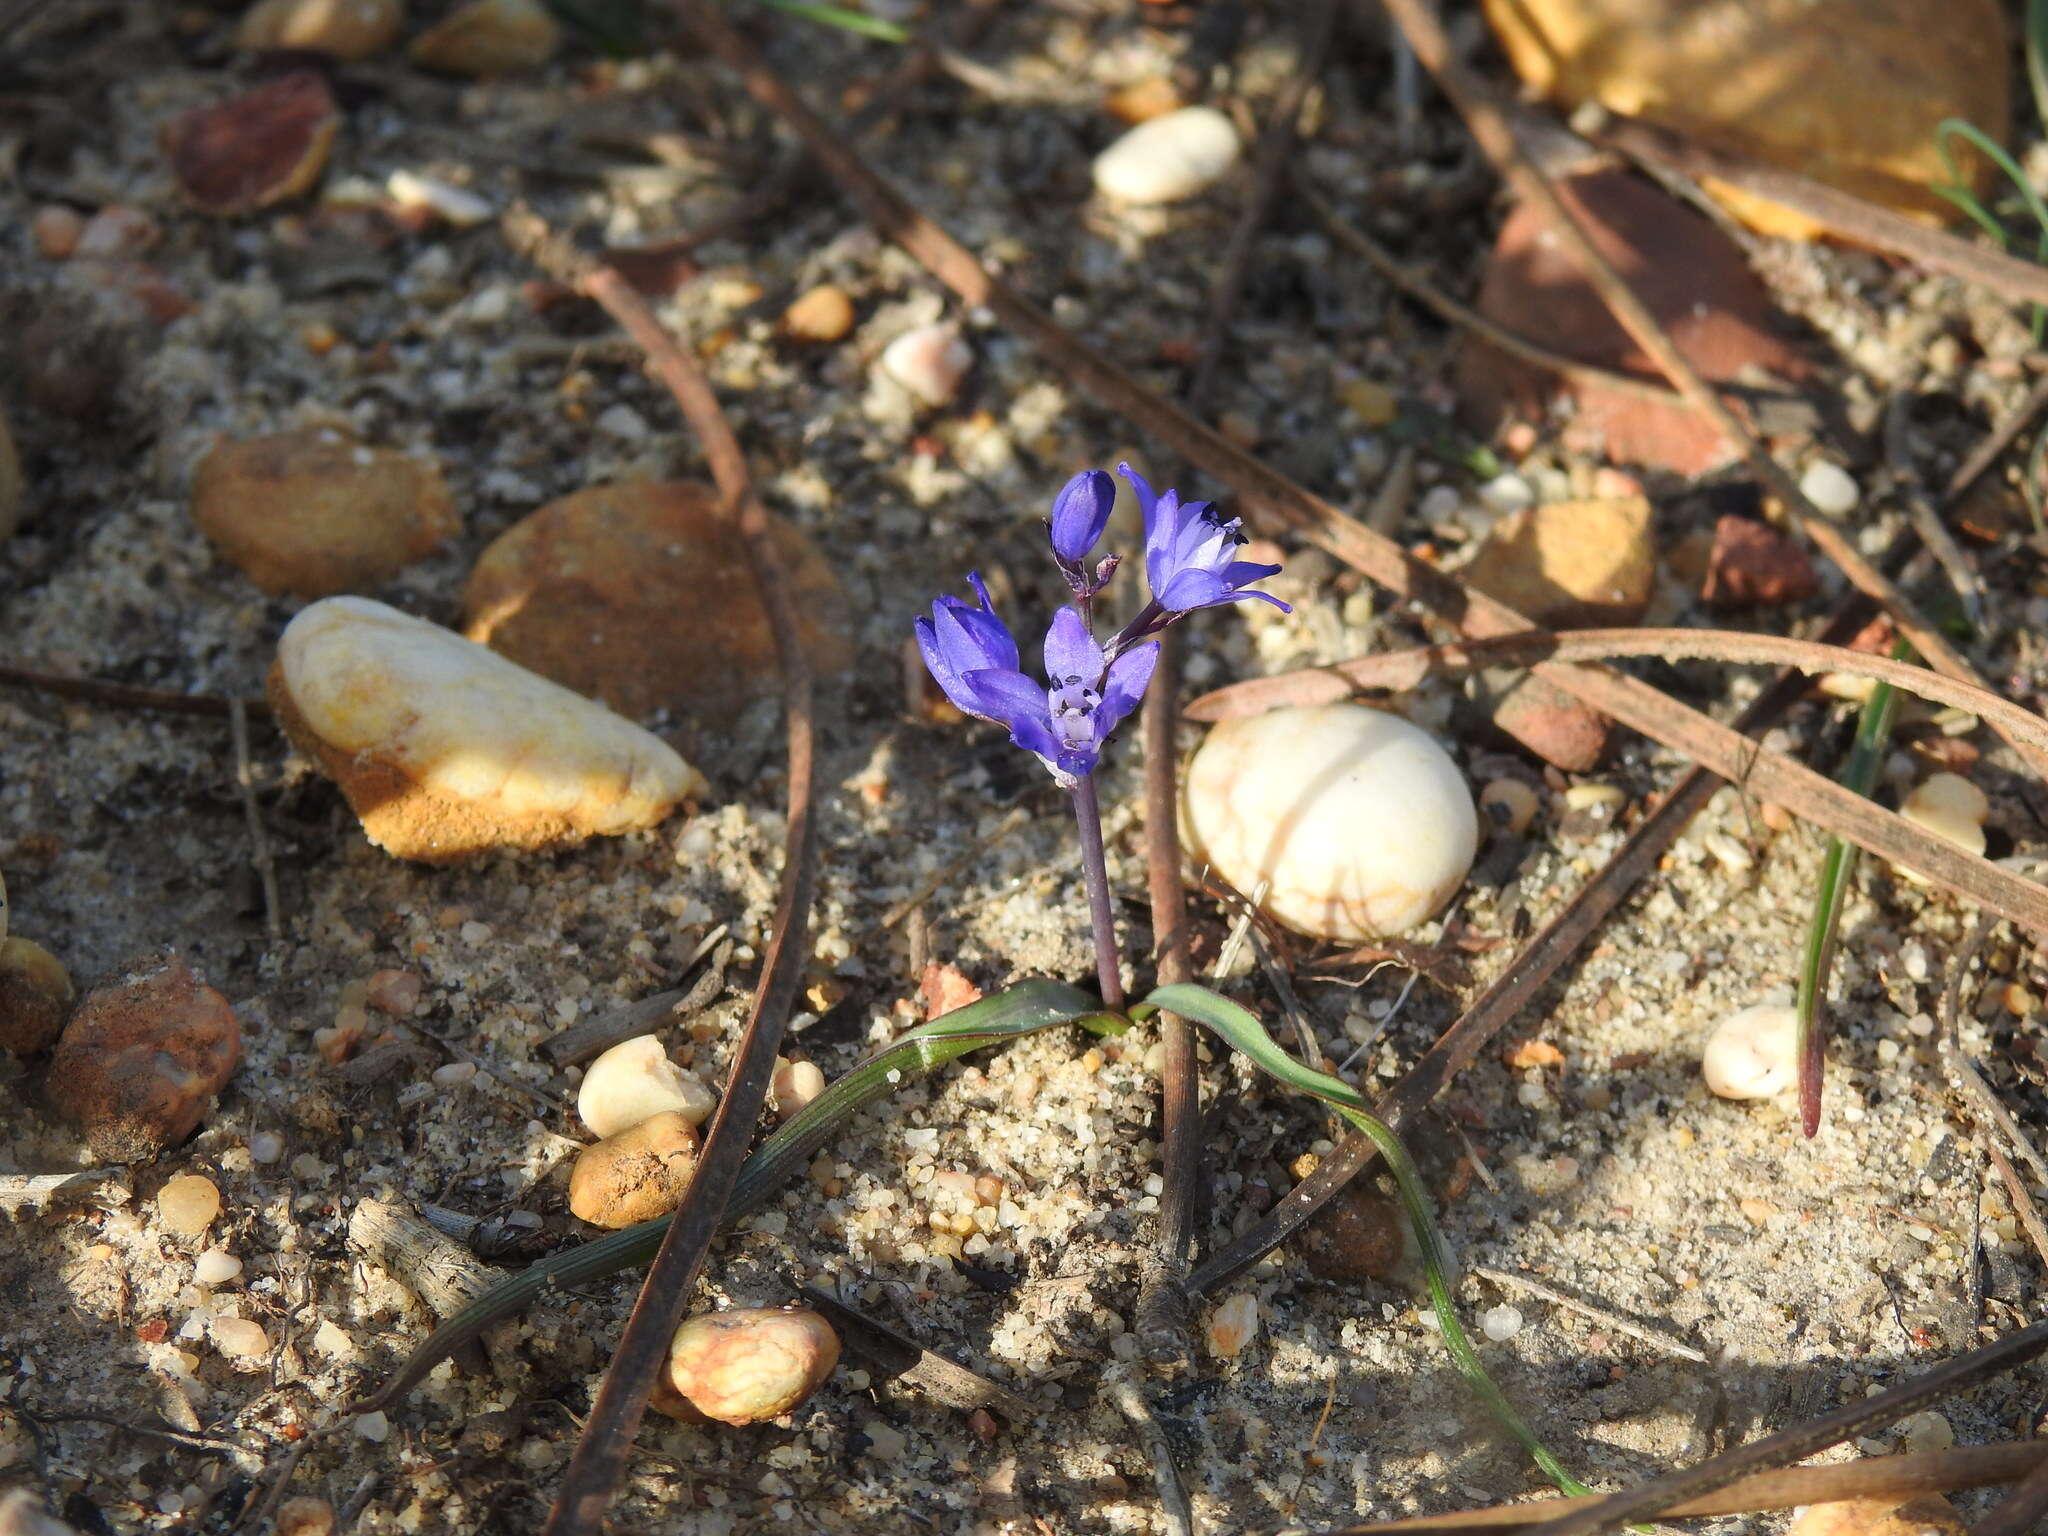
[
  {"left": 1799, "top": 460, "right": 1859, "bottom": 517},
  {"left": 578, "top": 1034, "right": 714, "bottom": 1139},
  {"left": 1092, "top": 106, "right": 1241, "bottom": 204},
  {"left": 1898, "top": 771, "right": 1989, "bottom": 879},
  {"left": 879, "top": 323, "right": 972, "bottom": 407},
  {"left": 273, "top": 596, "right": 706, "bottom": 862},
  {"left": 1182, "top": 704, "right": 1478, "bottom": 941},
  {"left": 1904, "top": 771, "right": 1989, "bottom": 829},
  {"left": 193, "top": 1248, "right": 243, "bottom": 1286},
  {"left": 1702, "top": 1002, "right": 1798, "bottom": 1100},
  {"left": 1480, "top": 1304, "right": 1524, "bottom": 1342}
]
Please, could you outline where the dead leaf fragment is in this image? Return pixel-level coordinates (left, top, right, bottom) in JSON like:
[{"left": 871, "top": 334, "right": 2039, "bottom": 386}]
[{"left": 163, "top": 71, "right": 339, "bottom": 217}]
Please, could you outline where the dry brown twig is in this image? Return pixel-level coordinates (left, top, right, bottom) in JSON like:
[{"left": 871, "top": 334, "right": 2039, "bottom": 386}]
[
  {"left": 1183, "top": 627, "right": 2048, "bottom": 749},
  {"left": 1294, "top": 176, "right": 1697, "bottom": 412},
  {"left": 1319, "top": 1443, "right": 2048, "bottom": 1534},
  {"left": 0, "top": 663, "right": 266, "bottom": 719},
  {"left": 501, "top": 206, "right": 820, "bottom": 1536},
  {"left": 1596, "top": 115, "right": 2048, "bottom": 312}
]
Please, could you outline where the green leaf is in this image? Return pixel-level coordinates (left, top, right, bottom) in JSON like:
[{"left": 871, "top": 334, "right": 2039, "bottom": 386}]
[
  {"left": 1795, "top": 639, "right": 1911, "bottom": 1136},
  {"left": 351, "top": 979, "right": 1101, "bottom": 1414},
  {"left": 755, "top": 0, "right": 908, "bottom": 42},
  {"left": 1141, "top": 981, "right": 1593, "bottom": 1499}
]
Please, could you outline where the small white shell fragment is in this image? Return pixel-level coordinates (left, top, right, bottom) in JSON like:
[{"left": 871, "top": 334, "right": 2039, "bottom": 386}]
[
  {"left": 1480, "top": 1304, "right": 1524, "bottom": 1342},
  {"left": 1207, "top": 1292, "right": 1259, "bottom": 1359},
  {"left": 386, "top": 170, "right": 493, "bottom": 227},
  {"left": 249, "top": 1130, "right": 283, "bottom": 1164},
  {"left": 193, "top": 1248, "right": 243, "bottom": 1286},
  {"left": 879, "top": 323, "right": 972, "bottom": 407},
  {"left": 1183, "top": 703, "right": 1478, "bottom": 941},
  {"left": 1092, "top": 106, "right": 1241, "bottom": 204},
  {"left": 354, "top": 1410, "right": 390, "bottom": 1442},
  {"left": 272, "top": 596, "right": 706, "bottom": 862},
  {"left": 1702, "top": 1003, "right": 1799, "bottom": 1100},
  {"left": 578, "top": 1034, "right": 714, "bottom": 1138},
  {"left": 1798, "top": 460, "right": 1860, "bottom": 517}
]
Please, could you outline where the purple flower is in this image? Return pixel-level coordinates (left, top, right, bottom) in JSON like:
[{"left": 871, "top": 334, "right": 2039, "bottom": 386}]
[
  {"left": 1117, "top": 462, "right": 1288, "bottom": 616},
  {"left": 916, "top": 582, "right": 1156, "bottom": 787},
  {"left": 1047, "top": 469, "right": 1119, "bottom": 598},
  {"left": 914, "top": 571, "right": 1021, "bottom": 719}
]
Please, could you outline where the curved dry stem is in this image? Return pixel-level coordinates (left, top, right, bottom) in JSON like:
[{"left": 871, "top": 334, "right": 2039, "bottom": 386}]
[{"left": 1184, "top": 626, "right": 2048, "bottom": 753}]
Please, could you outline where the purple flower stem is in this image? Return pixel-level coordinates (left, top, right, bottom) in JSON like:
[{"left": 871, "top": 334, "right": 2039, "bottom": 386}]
[{"left": 1068, "top": 775, "right": 1126, "bottom": 1012}]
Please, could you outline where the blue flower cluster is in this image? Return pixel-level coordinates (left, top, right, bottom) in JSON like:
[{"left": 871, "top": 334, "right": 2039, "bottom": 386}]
[{"left": 915, "top": 465, "right": 1286, "bottom": 787}]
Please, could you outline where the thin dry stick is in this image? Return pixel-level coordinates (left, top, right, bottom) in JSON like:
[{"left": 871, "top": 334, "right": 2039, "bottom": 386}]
[
  {"left": 1946, "top": 372, "right": 2048, "bottom": 499},
  {"left": 1295, "top": 177, "right": 1695, "bottom": 412},
  {"left": 1971, "top": 1444, "right": 2048, "bottom": 1536},
  {"left": 678, "top": 2, "right": 2048, "bottom": 929},
  {"left": 1984, "top": 1142, "right": 2048, "bottom": 1277},
  {"left": 1106, "top": 1365, "right": 1196, "bottom": 1536},
  {"left": 1596, "top": 115, "right": 2048, "bottom": 312},
  {"left": 1320, "top": 1444, "right": 2048, "bottom": 1535},
  {"left": 228, "top": 699, "right": 281, "bottom": 942},
  {"left": 1470, "top": 1267, "right": 1707, "bottom": 1364},
  {"left": 0, "top": 664, "right": 265, "bottom": 719},
  {"left": 504, "top": 214, "right": 820, "bottom": 1536},
  {"left": 1184, "top": 628, "right": 2048, "bottom": 751},
  {"left": 1516, "top": 1318, "right": 2048, "bottom": 1536},
  {"left": 1375, "top": 0, "right": 2048, "bottom": 787}
]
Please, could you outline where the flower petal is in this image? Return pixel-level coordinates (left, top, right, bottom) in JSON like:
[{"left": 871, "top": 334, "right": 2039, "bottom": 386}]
[
  {"left": 1116, "top": 461, "right": 1160, "bottom": 536},
  {"left": 1041, "top": 605, "right": 1105, "bottom": 686},
  {"left": 1048, "top": 470, "right": 1114, "bottom": 563},
  {"left": 961, "top": 666, "right": 1050, "bottom": 729},
  {"left": 914, "top": 614, "right": 981, "bottom": 714},
  {"left": 1096, "top": 642, "right": 1159, "bottom": 732}
]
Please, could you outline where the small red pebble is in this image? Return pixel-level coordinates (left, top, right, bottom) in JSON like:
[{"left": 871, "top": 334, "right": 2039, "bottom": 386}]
[
  {"left": 968, "top": 1408, "right": 1001, "bottom": 1443},
  {"left": 32, "top": 205, "right": 83, "bottom": 259},
  {"left": 135, "top": 1318, "right": 169, "bottom": 1343},
  {"left": 1700, "top": 514, "right": 1817, "bottom": 608},
  {"left": 917, "top": 961, "right": 982, "bottom": 1020}
]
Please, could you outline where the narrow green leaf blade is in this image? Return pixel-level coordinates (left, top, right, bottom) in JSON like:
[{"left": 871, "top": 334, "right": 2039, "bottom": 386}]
[{"left": 1142, "top": 981, "right": 1593, "bottom": 1499}]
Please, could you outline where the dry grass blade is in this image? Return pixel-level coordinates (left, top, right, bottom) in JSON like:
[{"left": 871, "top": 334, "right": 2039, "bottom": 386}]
[
  {"left": 1375, "top": 0, "right": 2048, "bottom": 787},
  {"left": 675, "top": 0, "right": 2048, "bottom": 936},
  {"left": 504, "top": 210, "right": 821, "bottom": 1536},
  {"left": 1318, "top": 1444, "right": 2048, "bottom": 1534},
  {"left": 1970, "top": 1446, "right": 2048, "bottom": 1536},
  {"left": 1514, "top": 1318, "right": 2048, "bottom": 1536},
  {"left": 799, "top": 1285, "right": 1039, "bottom": 1423},
  {"left": 1183, "top": 627, "right": 2048, "bottom": 745},
  {"left": 1598, "top": 115, "right": 2048, "bottom": 311},
  {"left": 1294, "top": 176, "right": 1695, "bottom": 412},
  {"left": 0, "top": 663, "right": 266, "bottom": 719}
]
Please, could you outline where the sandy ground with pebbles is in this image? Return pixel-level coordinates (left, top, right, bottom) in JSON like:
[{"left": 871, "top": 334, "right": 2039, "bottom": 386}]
[{"left": 5, "top": 4, "right": 2048, "bottom": 1533}]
